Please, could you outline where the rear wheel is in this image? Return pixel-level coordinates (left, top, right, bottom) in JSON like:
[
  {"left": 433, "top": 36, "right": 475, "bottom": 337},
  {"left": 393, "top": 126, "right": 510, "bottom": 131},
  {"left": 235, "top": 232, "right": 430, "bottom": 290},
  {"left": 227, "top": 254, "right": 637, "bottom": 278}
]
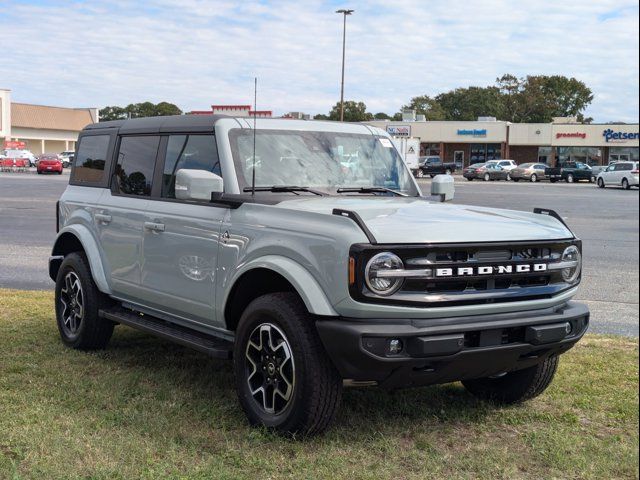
[
  {"left": 466, "top": 177, "right": 474, "bottom": 181},
  {"left": 55, "top": 252, "right": 114, "bottom": 349},
  {"left": 463, "top": 355, "right": 559, "bottom": 404},
  {"left": 598, "top": 178, "right": 605, "bottom": 188},
  {"left": 233, "top": 292, "right": 342, "bottom": 437},
  {"left": 484, "top": 173, "right": 491, "bottom": 182},
  {"left": 530, "top": 174, "right": 538, "bottom": 183},
  {"left": 506, "top": 173, "right": 511, "bottom": 181},
  {"left": 622, "top": 178, "right": 631, "bottom": 190}
]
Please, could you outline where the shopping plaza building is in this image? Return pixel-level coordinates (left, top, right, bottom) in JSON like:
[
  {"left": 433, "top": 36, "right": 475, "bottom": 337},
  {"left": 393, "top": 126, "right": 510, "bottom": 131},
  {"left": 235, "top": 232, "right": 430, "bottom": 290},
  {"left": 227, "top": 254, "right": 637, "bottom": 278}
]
[
  {"left": 366, "top": 117, "right": 639, "bottom": 168},
  {"left": 1, "top": 88, "right": 98, "bottom": 154}
]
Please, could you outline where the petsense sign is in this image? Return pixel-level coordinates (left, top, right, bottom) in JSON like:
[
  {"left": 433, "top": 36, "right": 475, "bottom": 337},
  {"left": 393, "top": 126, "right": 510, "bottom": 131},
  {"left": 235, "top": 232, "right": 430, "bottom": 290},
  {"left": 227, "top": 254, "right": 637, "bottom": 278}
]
[{"left": 602, "top": 129, "right": 639, "bottom": 143}]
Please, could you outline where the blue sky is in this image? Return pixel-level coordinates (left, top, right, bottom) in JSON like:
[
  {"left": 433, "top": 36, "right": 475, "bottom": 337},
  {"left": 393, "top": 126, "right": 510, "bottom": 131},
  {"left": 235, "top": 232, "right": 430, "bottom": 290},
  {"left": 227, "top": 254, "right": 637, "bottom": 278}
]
[{"left": 0, "top": 0, "right": 638, "bottom": 122}]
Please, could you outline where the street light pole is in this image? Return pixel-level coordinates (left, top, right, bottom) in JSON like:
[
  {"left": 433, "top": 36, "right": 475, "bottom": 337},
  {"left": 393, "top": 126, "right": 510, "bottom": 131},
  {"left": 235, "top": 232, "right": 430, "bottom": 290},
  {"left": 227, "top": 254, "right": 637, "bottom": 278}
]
[{"left": 336, "top": 9, "right": 353, "bottom": 122}]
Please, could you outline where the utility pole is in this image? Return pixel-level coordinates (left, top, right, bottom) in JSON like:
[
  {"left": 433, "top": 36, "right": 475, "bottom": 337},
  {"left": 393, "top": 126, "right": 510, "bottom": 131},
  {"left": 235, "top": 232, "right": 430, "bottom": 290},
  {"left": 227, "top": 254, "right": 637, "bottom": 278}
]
[{"left": 336, "top": 9, "right": 354, "bottom": 122}]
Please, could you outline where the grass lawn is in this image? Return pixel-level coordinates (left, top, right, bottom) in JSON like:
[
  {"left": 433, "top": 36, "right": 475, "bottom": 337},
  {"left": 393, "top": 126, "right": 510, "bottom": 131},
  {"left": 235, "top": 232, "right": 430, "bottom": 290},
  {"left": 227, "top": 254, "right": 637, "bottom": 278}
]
[{"left": 0, "top": 289, "right": 638, "bottom": 480}]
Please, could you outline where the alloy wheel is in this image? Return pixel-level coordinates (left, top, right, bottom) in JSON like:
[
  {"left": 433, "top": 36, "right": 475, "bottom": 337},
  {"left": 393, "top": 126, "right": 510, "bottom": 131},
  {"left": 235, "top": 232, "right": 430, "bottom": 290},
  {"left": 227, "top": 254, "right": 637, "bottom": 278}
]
[
  {"left": 59, "top": 271, "right": 84, "bottom": 336},
  {"left": 530, "top": 174, "right": 538, "bottom": 183},
  {"left": 245, "top": 323, "right": 295, "bottom": 415}
]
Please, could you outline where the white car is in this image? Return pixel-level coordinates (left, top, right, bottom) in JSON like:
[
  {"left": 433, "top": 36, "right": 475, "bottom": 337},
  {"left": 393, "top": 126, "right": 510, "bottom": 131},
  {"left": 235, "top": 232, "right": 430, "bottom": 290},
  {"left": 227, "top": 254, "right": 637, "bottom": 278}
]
[
  {"left": 596, "top": 161, "right": 639, "bottom": 190},
  {"left": 59, "top": 150, "right": 75, "bottom": 168},
  {"left": 485, "top": 159, "right": 517, "bottom": 179}
]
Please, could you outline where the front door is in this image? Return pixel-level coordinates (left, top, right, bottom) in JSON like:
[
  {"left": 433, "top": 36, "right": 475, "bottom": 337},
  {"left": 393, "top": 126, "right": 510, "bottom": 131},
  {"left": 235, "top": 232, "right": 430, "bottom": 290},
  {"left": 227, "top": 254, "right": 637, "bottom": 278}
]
[
  {"left": 140, "top": 133, "right": 225, "bottom": 326},
  {"left": 454, "top": 150, "right": 464, "bottom": 168}
]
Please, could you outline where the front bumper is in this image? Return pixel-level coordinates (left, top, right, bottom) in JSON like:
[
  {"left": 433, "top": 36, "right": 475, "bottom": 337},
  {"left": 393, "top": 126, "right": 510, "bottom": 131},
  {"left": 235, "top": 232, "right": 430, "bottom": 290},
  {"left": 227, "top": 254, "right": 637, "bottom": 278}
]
[{"left": 316, "top": 301, "right": 589, "bottom": 389}]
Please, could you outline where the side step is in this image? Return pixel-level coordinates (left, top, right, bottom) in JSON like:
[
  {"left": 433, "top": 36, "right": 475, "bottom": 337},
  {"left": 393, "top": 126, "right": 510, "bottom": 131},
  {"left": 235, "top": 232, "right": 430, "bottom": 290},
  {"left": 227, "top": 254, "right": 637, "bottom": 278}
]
[{"left": 99, "top": 307, "right": 233, "bottom": 359}]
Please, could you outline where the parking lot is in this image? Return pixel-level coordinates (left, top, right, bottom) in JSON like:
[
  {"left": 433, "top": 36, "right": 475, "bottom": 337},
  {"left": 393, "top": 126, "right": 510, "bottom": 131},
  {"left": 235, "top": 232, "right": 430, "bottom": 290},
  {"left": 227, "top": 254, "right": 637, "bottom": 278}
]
[{"left": 0, "top": 172, "right": 638, "bottom": 336}]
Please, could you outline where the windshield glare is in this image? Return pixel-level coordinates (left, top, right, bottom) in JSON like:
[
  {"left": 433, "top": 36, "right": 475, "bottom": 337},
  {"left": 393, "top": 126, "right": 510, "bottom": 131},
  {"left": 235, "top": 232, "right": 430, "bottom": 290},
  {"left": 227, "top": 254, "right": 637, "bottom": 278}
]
[{"left": 229, "top": 129, "right": 418, "bottom": 196}]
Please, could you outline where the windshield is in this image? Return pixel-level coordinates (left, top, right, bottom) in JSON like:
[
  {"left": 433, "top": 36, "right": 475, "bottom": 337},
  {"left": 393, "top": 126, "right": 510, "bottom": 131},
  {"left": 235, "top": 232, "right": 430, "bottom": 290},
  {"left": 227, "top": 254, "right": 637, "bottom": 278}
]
[{"left": 229, "top": 129, "right": 419, "bottom": 196}]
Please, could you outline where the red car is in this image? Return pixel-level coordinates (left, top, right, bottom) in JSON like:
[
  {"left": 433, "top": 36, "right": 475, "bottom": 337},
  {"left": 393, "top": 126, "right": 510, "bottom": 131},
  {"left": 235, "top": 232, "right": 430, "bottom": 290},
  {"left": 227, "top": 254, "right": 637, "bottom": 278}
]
[{"left": 37, "top": 154, "right": 63, "bottom": 174}]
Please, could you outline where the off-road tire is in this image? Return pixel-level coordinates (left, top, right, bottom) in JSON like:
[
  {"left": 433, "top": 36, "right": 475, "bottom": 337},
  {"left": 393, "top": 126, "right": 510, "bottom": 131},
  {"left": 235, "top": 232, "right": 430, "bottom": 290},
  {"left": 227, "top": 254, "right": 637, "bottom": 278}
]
[
  {"left": 462, "top": 355, "right": 559, "bottom": 404},
  {"left": 233, "top": 292, "right": 342, "bottom": 437},
  {"left": 55, "top": 252, "right": 114, "bottom": 349}
]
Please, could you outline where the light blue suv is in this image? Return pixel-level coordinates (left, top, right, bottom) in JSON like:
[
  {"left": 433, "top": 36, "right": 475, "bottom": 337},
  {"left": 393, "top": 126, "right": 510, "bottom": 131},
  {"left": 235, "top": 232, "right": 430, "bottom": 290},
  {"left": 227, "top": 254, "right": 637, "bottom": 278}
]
[{"left": 50, "top": 115, "right": 589, "bottom": 436}]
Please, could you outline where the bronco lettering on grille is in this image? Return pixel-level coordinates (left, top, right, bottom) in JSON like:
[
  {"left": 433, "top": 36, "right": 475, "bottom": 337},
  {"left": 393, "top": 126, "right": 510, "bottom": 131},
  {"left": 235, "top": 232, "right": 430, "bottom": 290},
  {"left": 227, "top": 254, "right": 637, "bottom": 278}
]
[{"left": 435, "top": 263, "right": 548, "bottom": 278}]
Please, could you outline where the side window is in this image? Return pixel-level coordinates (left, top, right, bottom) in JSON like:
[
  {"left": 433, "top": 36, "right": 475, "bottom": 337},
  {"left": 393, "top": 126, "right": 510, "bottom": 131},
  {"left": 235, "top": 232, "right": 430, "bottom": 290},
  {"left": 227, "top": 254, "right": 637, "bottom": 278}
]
[
  {"left": 72, "top": 135, "right": 111, "bottom": 185},
  {"left": 115, "top": 136, "right": 160, "bottom": 196},
  {"left": 161, "top": 134, "right": 220, "bottom": 198}
]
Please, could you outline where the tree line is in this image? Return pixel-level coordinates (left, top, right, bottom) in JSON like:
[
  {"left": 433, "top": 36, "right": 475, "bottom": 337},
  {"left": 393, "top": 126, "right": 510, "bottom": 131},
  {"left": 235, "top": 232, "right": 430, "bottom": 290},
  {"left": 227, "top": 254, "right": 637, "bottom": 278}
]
[
  {"left": 315, "top": 74, "right": 594, "bottom": 123},
  {"left": 99, "top": 74, "right": 594, "bottom": 124}
]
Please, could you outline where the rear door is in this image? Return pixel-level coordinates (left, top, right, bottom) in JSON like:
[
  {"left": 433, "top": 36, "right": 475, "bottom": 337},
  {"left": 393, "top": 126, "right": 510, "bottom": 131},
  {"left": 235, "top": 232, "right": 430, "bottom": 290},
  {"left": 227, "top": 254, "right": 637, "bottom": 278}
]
[
  {"left": 96, "top": 135, "right": 160, "bottom": 302},
  {"left": 139, "top": 133, "right": 226, "bottom": 326}
]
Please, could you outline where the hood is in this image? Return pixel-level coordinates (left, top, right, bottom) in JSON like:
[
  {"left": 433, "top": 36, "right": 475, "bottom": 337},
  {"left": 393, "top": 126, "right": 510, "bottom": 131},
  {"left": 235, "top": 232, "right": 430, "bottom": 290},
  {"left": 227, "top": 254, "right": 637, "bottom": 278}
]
[{"left": 273, "top": 197, "right": 574, "bottom": 244}]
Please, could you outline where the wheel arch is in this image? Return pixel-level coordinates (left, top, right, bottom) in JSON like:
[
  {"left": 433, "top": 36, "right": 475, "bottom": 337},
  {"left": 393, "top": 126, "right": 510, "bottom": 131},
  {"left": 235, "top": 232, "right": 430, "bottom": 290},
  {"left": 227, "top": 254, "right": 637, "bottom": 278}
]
[
  {"left": 50, "top": 225, "right": 111, "bottom": 294},
  {"left": 222, "top": 256, "right": 338, "bottom": 331}
]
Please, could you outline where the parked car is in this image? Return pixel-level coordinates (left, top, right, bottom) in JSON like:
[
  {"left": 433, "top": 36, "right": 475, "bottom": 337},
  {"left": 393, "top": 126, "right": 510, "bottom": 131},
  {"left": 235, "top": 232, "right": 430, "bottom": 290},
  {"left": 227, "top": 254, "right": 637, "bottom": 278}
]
[
  {"left": 3, "top": 149, "right": 37, "bottom": 167},
  {"left": 37, "top": 154, "right": 63, "bottom": 174},
  {"left": 462, "top": 162, "right": 487, "bottom": 181},
  {"left": 59, "top": 150, "right": 75, "bottom": 168},
  {"left": 480, "top": 163, "right": 510, "bottom": 181},
  {"left": 511, "top": 163, "right": 548, "bottom": 183},
  {"left": 545, "top": 162, "right": 594, "bottom": 183},
  {"left": 494, "top": 159, "right": 518, "bottom": 179},
  {"left": 49, "top": 115, "right": 588, "bottom": 436},
  {"left": 596, "top": 161, "right": 639, "bottom": 190},
  {"left": 418, "top": 156, "right": 457, "bottom": 177}
]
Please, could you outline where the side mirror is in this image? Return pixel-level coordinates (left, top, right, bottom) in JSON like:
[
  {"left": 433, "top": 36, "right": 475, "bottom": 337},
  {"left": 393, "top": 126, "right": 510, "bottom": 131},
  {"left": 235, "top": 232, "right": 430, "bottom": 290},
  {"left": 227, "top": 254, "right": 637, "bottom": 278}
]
[
  {"left": 431, "top": 174, "right": 455, "bottom": 202},
  {"left": 175, "top": 169, "right": 223, "bottom": 201}
]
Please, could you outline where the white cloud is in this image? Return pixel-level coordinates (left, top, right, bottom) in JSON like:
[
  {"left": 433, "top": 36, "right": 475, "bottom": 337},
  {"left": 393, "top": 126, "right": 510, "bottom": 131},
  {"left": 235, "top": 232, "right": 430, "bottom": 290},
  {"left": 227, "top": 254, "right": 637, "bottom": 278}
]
[{"left": 0, "top": 0, "right": 638, "bottom": 122}]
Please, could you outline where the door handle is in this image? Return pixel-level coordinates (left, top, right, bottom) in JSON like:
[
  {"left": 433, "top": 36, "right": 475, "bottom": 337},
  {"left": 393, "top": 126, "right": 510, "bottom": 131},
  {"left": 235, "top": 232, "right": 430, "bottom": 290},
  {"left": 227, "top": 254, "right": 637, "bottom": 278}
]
[
  {"left": 95, "top": 213, "right": 112, "bottom": 224},
  {"left": 144, "top": 221, "right": 165, "bottom": 233}
]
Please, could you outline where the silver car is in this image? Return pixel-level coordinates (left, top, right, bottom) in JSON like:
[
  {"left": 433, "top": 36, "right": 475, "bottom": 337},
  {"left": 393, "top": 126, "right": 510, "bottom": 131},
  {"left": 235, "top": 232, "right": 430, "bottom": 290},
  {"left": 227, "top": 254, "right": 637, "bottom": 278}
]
[
  {"left": 50, "top": 116, "right": 589, "bottom": 436},
  {"left": 510, "top": 163, "right": 548, "bottom": 183},
  {"left": 596, "top": 161, "right": 639, "bottom": 190}
]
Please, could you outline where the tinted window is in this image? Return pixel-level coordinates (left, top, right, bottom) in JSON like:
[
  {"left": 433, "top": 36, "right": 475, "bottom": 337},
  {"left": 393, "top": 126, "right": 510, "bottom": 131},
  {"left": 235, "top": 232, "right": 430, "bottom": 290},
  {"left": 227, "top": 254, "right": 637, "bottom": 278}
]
[
  {"left": 115, "top": 136, "right": 160, "bottom": 196},
  {"left": 616, "top": 163, "right": 632, "bottom": 171},
  {"left": 73, "top": 135, "right": 110, "bottom": 184},
  {"left": 161, "top": 134, "right": 220, "bottom": 198}
]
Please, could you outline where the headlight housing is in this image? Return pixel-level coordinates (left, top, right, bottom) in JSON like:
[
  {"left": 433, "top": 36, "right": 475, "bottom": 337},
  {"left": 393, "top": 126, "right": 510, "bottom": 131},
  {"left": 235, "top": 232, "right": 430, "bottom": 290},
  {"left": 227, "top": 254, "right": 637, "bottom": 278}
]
[
  {"left": 365, "top": 252, "right": 404, "bottom": 296},
  {"left": 561, "top": 245, "right": 582, "bottom": 283}
]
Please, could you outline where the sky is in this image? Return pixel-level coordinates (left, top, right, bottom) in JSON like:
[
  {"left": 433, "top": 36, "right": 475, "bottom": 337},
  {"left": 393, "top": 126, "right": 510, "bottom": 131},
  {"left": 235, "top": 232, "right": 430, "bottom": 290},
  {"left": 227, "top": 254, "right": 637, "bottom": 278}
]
[{"left": 0, "top": 0, "right": 639, "bottom": 122}]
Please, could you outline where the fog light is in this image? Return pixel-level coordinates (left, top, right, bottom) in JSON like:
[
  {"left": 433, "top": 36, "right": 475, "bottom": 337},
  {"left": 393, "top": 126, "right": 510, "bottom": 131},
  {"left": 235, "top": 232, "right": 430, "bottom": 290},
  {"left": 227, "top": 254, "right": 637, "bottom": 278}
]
[
  {"left": 565, "top": 322, "right": 573, "bottom": 335},
  {"left": 388, "top": 338, "right": 403, "bottom": 355}
]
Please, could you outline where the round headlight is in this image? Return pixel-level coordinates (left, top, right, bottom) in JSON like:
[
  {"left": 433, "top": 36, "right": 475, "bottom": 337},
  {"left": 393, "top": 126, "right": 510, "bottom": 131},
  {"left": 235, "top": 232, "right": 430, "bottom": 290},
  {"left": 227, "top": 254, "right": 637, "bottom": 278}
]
[
  {"left": 365, "top": 252, "right": 404, "bottom": 296},
  {"left": 561, "top": 245, "right": 582, "bottom": 283}
]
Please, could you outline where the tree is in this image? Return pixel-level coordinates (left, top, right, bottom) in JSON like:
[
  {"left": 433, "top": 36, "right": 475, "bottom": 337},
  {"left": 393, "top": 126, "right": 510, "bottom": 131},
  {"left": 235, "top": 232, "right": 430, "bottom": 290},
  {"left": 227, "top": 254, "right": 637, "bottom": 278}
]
[
  {"left": 435, "top": 87, "right": 503, "bottom": 121},
  {"left": 99, "top": 102, "right": 183, "bottom": 121},
  {"left": 313, "top": 113, "right": 329, "bottom": 120},
  {"left": 328, "top": 101, "right": 373, "bottom": 122},
  {"left": 373, "top": 112, "right": 392, "bottom": 120},
  {"left": 400, "top": 95, "right": 446, "bottom": 120}
]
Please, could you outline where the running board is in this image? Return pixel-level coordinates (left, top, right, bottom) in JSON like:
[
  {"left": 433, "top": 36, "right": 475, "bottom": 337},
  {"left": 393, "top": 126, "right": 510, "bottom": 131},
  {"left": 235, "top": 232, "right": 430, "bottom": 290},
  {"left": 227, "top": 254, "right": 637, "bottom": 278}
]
[{"left": 99, "top": 307, "right": 232, "bottom": 359}]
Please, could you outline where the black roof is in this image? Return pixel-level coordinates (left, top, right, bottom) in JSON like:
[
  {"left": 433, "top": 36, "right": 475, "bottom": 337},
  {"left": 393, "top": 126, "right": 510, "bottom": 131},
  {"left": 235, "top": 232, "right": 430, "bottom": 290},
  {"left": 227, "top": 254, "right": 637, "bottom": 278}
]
[{"left": 83, "top": 114, "right": 230, "bottom": 134}]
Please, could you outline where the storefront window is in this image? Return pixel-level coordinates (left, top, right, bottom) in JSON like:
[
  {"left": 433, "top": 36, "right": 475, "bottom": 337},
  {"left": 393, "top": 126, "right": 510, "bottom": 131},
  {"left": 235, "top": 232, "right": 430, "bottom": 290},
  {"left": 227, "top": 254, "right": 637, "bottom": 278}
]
[
  {"left": 470, "top": 144, "right": 501, "bottom": 163},
  {"left": 538, "top": 147, "right": 551, "bottom": 164},
  {"left": 420, "top": 143, "right": 440, "bottom": 157},
  {"left": 556, "top": 147, "right": 602, "bottom": 166},
  {"left": 609, "top": 147, "right": 639, "bottom": 163}
]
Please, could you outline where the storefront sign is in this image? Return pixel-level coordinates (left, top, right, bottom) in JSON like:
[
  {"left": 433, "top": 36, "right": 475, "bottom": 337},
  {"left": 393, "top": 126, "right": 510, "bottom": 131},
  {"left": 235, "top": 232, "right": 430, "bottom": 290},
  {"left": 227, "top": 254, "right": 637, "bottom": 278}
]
[
  {"left": 457, "top": 129, "right": 487, "bottom": 137},
  {"left": 602, "top": 129, "right": 640, "bottom": 143},
  {"left": 556, "top": 132, "right": 586, "bottom": 139},
  {"left": 386, "top": 125, "right": 411, "bottom": 137},
  {"left": 3, "top": 140, "right": 26, "bottom": 150}
]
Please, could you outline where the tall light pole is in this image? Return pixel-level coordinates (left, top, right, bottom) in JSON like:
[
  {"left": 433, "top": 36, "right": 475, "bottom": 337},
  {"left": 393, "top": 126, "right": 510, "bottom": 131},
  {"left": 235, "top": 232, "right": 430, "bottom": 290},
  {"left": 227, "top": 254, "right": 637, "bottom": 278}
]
[{"left": 336, "top": 9, "right": 354, "bottom": 122}]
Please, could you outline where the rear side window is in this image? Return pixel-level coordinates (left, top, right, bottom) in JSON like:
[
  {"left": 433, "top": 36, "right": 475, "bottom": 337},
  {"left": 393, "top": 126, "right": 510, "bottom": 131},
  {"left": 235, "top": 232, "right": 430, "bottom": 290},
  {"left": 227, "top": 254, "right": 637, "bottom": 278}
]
[
  {"left": 115, "top": 136, "right": 160, "bottom": 196},
  {"left": 161, "top": 134, "right": 220, "bottom": 198},
  {"left": 72, "top": 135, "right": 111, "bottom": 185}
]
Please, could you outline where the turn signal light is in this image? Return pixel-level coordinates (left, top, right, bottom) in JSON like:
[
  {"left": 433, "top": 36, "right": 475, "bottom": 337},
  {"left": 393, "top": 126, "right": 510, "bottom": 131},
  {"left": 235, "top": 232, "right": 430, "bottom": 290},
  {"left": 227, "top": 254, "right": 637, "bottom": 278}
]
[{"left": 348, "top": 257, "right": 356, "bottom": 285}]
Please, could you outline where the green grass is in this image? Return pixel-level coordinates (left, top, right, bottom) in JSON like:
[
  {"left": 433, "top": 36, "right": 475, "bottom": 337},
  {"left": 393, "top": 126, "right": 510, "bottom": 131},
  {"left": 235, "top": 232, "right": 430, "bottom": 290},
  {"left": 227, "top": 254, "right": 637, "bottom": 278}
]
[{"left": 0, "top": 289, "right": 638, "bottom": 480}]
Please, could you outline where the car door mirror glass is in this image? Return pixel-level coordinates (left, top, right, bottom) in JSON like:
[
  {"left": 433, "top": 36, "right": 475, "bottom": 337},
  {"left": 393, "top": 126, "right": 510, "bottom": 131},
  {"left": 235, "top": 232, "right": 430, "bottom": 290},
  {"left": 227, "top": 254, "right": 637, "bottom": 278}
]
[{"left": 175, "top": 169, "right": 224, "bottom": 201}]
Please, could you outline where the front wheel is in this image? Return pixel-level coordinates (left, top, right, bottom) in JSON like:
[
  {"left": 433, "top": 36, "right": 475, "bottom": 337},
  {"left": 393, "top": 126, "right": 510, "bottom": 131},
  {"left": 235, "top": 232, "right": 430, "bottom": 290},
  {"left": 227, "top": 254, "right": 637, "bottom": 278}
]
[
  {"left": 463, "top": 355, "right": 559, "bottom": 404},
  {"left": 55, "top": 252, "right": 114, "bottom": 349},
  {"left": 512, "top": 178, "right": 520, "bottom": 182},
  {"left": 233, "top": 292, "right": 342, "bottom": 437},
  {"left": 598, "top": 178, "right": 605, "bottom": 188},
  {"left": 416, "top": 169, "right": 424, "bottom": 178},
  {"left": 466, "top": 177, "right": 474, "bottom": 181}
]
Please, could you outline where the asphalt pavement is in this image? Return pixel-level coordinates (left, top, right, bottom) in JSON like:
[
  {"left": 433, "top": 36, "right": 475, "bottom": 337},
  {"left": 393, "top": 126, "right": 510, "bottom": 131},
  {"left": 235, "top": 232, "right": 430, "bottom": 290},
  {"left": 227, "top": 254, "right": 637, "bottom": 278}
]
[{"left": 0, "top": 171, "right": 638, "bottom": 336}]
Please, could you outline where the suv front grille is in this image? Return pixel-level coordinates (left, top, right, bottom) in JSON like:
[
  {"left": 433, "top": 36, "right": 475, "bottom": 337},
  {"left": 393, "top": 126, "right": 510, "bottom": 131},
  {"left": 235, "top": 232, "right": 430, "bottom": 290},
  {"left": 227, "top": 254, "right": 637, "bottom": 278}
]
[{"left": 350, "top": 240, "right": 579, "bottom": 308}]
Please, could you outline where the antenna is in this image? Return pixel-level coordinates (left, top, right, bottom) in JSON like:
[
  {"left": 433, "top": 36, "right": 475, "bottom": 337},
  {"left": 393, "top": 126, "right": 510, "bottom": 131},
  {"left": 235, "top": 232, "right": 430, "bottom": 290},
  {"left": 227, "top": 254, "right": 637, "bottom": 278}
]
[{"left": 251, "top": 77, "right": 257, "bottom": 196}]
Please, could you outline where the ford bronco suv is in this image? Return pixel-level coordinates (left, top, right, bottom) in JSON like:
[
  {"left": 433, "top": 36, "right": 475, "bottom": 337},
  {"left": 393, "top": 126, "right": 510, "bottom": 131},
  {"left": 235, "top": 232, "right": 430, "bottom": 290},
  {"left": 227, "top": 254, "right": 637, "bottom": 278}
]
[{"left": 50, "top": 115, "right": 589, "bottom": 436}]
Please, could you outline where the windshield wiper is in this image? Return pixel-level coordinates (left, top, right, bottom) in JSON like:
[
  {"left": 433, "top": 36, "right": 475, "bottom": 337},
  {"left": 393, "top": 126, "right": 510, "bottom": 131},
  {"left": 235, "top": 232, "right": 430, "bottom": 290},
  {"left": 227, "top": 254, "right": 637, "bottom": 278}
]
[
  {"left": 242, "top": 186, "right": 326, "bottom": 196},
  {"left": 336, "top": 186, "right": 408, "bottom": 197}
]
